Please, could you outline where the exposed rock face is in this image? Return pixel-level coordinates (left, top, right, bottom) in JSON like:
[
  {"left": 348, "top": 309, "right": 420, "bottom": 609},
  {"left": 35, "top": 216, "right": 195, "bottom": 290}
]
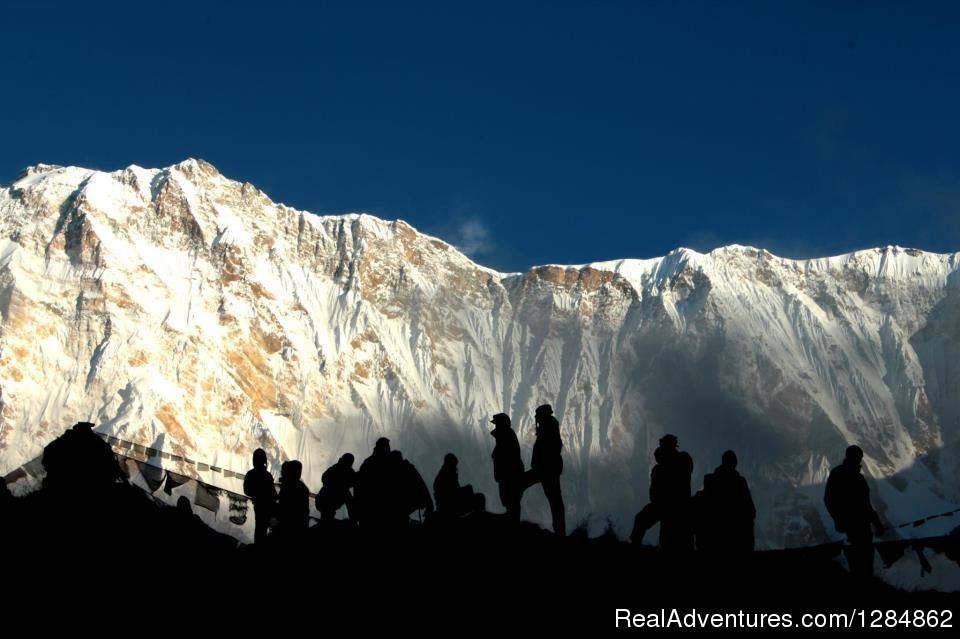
[{"left": 1, "top": 160, "right": 958, "bottom": 545}]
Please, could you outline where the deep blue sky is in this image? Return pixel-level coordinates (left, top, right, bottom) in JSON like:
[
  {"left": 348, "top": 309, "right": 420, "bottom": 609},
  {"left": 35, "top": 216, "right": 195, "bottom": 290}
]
[{"left": 2, "top": 1, "right": 958, "bottom": 271}]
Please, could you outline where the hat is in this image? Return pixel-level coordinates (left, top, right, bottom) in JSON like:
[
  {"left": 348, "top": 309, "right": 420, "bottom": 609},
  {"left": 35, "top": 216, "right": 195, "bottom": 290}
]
[
  {"left": 658, "top": 434, "right": 678, "bottom": 449},
  {"left": 490, "top": 413, "right": 511, "bottom": 426},
  {"left": 535, "top": 404, "right": 553, "bottom": 417}
]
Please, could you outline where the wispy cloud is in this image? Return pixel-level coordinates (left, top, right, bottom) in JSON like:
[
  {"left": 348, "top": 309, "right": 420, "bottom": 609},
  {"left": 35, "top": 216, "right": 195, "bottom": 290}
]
[{"left": 448, "top": 216, "right": 494, "bottom": 259}]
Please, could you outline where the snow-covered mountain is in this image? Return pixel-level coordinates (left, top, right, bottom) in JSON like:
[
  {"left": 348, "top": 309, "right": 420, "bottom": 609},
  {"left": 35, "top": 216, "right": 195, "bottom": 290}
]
[{"left": 1, "top": 159, "right": 958, "bottom": 546}]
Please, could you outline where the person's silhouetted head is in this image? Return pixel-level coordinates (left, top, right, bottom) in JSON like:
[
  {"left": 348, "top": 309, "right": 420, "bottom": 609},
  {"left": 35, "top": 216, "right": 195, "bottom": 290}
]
[
  {"left": 374, "top": 437, "right": 391, "bottom": 456},
  {"left": 721, "top": 450, "right": 738, "bottom": 469},
  {"left": 390, "top": 450, "right": 403, "bottom": 462},
  {"left": 177, "top": 495, "right": 192, "bottom": 514},
  {"left": 73, "top": 421, "right": 95, "bottom": 433},
  {"left": 281, "top": 460, "right": 303, "bottom": 483},
  {"left": 490, "top": 413, "right": 511, "bottom": 429},
  {"left": 659, "top": 434, "right": 679, "bottom": 450},
  {"left": 443, "top": 453, "right": 458, "bottom": 468},
  {"left": 338, "top": 453, "right": 355, "bottom": 468},
  {"left": 535, "top": 404, "right": 553, "bottom": 422},
  {"left": 252, "top": 448, "right": 268, "bottom": 469},
  {"left": 844, "top": 445, "right": 864, "bottom": 469}
]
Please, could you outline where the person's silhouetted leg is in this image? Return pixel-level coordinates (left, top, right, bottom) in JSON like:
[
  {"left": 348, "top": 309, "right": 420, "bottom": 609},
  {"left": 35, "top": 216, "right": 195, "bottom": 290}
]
[
  {"left": 254, "top": 509, "right": 270, "bottom": 543},
  {"left": 846, "top": 523, "right": 875, "bottom": 578},
  {"left": 541, "top": 473, "right": 565, "bottom": 536},
  {"left": 630, "top": 503, "right": 660, "bottom": 544},
  {"left": 500, "top": 480, "right": 521, "bottom": 522}
]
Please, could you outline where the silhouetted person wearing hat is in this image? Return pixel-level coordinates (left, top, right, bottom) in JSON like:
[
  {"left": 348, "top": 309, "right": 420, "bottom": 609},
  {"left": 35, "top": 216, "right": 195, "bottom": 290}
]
[
  {"left": 275, "top": 460, "right": 310, "bottom": 536},
  {"left": 525, "top": 404, "right": 566, "bottom": 536},
  {"left": 824, "top": 445, "right": 886, "bottom": 578},
  {"left": 490, "top": 413, "right": 524, "bottom": 522},
  {"left": 656, "top": 434, "right": 694, "bottom": 552},
  {"left": 243, "top": 448, "right": 277, "bottom": 543},
  {"left": 433, "top": 453, "right": 485, "bottom": 520},
  {"left": 316, "top": 453, "right": 357, "bottom": 521},
  {"left": 700, "top": 450, "right": 755, "bottom": 553}
]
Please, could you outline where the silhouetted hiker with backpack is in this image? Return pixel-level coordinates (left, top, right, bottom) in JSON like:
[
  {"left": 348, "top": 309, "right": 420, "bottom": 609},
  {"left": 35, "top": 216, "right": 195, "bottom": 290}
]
[
  {"left": 390, "top": 450, "right": 434, "bottom": 526},
  {"left": 433, "top": 453, "right": 486, "bottom": 520},
  {"left": 243, "top": 448, "right": 277, "bottom": 543},
  {"left": 42, "top": 421, "right": 125, "bottom": 496},
  {"left": 700, "top": 450, "right": 755, "bottom": 553},
  {"left": 824, "top": 445, "right": 886, "bottom": 578},
  {"left": 355, "top": 438, "right": 394, "bottom": 528},
  {"left": 316, "top": 453, "right": 357, "bottom": 522},
  {"left": 275, "top": 460, "right": 310, "bottom": 536},
  {"left": 491, "top": 412, "right": 524, "bottom": 522},
  {"left": 525, "top": 404, "right": 566, "bottom": 536}
]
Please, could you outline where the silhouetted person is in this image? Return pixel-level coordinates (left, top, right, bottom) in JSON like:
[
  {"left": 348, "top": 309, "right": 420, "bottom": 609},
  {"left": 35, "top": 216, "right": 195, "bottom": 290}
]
[
  {"left": 316, "top": 453, "right": 357, "bottom": 521},
  {"left": 355, "top": 437, "right": 393, "bottom": 528},
  {"left": 275, "top": 460, "right": 309, "bottom": 536},
  {"left": 42, "top": 421, "right": 125, "bottom": 496},
  {"left": 700, "top": 450, "right": 756, "bottom": 553},
  {"left": 655, "top": 434, "right": 694, "bottom": 552},
  {"left": 824, "top": 445, "right": 885, "bottom": 578},
  {"left": 390, "top": 450, "right": 434, "bottom": 526},
  {"left": 491, "top": 413, "right": 524, "bottom": 522},
  {"left": 631, "top": 446, "right": 666, "bottom": 545},
  {"left": 631, "top": 435, "right": 693, "bottom": 550},
  {"left": 433, "top": 453, "right": 485, "bottom": 519},
  {"left": 176, "top": 495, "right": 197, "bottom": 522},
  {"left": 243, "top": 448, "right": 277, "bottom": 543},
  {"left": 525, "top": 404, "right": 566, "bottom": 536}
]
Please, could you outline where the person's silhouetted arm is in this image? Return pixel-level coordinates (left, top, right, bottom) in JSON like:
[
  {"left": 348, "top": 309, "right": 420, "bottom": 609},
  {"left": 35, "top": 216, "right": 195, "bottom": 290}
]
[{"left": 824, "top": 470, "right": 841, "bottom": 531}]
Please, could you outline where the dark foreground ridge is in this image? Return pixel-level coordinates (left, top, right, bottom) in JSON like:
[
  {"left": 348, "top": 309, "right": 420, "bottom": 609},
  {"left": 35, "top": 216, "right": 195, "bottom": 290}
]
[{"left": 2, "top": 422, "right": 958, "bottom": 633}]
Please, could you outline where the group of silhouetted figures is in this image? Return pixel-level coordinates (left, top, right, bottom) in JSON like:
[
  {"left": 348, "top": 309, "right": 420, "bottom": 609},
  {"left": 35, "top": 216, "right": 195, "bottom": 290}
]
[
  {"left": 243, "top": 404, "right": 566, "bottom": 541},
  {"left": 240, "top": 406, "right": 887, "bottom": 578},
  {"left": 626, "top": 436, "right": 886, "bottom": 577},
  {"left": 1, "top": 412, "right": 890, "bottom": 580},
  {"left": 629, "top": 434, "right": 757, "bottom": 553}
]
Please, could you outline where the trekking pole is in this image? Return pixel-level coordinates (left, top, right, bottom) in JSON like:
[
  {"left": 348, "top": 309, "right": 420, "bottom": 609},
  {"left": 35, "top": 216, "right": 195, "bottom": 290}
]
[{"left": 889, "top": 507, "right": 960, "bottom": 530}]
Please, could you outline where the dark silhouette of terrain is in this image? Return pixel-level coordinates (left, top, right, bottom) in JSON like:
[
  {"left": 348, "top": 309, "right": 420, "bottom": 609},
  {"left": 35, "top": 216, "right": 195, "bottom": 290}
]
[{"left": 2, "top": 422, "right": 958, "bottom": 634}]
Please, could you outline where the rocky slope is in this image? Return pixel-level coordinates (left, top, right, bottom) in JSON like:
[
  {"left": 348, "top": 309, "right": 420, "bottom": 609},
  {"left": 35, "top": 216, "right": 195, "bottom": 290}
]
[{"left": 1, "top": 159, "right": 958, "bottom": 546}]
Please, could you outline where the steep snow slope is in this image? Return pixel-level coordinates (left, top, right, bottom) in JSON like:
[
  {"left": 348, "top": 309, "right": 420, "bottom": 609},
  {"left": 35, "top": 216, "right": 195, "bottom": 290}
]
[{"left": 1, "top": 160, "right": 958, "bottom": 546}]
